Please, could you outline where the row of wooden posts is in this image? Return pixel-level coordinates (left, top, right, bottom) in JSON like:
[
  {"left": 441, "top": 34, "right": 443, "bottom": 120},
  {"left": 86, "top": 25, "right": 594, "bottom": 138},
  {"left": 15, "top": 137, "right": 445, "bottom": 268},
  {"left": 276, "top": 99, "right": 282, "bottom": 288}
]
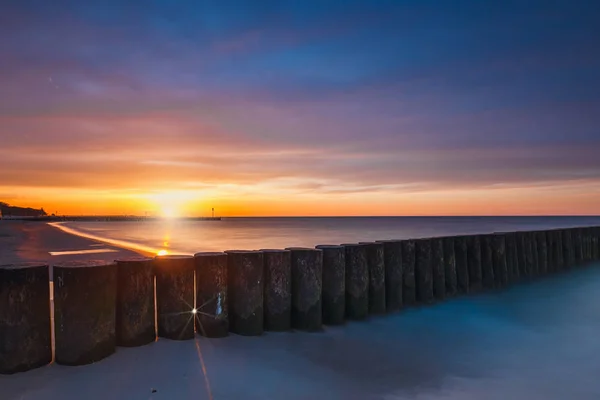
[{"left": 1, "top": 226, "right": 600, "bottom": 374}]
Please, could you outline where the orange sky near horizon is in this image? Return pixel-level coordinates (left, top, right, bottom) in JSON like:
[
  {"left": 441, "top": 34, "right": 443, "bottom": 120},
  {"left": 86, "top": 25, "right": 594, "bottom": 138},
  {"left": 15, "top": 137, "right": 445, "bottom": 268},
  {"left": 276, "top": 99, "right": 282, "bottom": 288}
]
[{"left": 3, "top": 180, "right": 600, "bottom": 217}]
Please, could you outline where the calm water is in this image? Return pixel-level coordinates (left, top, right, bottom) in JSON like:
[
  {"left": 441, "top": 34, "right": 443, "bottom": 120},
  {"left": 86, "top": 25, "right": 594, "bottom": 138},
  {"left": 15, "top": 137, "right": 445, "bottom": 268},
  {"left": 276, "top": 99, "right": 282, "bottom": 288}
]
[{"left": 63, "top": 216, "right": 600, "bottom": 255}]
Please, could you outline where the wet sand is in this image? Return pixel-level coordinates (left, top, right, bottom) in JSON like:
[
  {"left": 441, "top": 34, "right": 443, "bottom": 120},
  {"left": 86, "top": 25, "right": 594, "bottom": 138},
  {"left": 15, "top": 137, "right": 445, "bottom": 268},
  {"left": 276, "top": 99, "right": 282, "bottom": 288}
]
[{"left": 0, "top": 221, "right": 141, "bottom": 265}]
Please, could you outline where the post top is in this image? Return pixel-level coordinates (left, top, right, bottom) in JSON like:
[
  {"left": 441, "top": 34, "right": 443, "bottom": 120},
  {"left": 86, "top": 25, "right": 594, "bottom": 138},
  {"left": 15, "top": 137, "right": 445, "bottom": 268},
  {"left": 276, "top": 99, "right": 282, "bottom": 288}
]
[
  {"left": 54, "top": 260, "right": 115, "bottom": 268},
  {"left": 194, "top": 252, "right": 227, "bottom": 257},
  {"left": 315, "top": 244, "right": 344, "bottom": 249},
  {"left": 0, "top": 262, "right": 48, "bottom": 270},
  {"left": 259, "top": 249, "right": 290, "bottom": 253},
  {"left": 155, "top": 254, "right": 193, "bottom": 260},
  {"left": 285, "top": 247, "right": 322, "bottom": 252},
  {"left": 115, "top": 256, "right": 153, "bottom": 263}
]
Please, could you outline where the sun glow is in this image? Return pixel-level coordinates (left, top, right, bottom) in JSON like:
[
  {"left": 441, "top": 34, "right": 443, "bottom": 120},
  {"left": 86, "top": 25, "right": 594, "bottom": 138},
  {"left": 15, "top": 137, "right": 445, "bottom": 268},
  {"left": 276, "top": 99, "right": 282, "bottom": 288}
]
[
  {"left": 146, "top": 190, "right": 203, "bottom": 218},
  {"left": 157, "top": 249, "right": 169, "bottom": 256}
]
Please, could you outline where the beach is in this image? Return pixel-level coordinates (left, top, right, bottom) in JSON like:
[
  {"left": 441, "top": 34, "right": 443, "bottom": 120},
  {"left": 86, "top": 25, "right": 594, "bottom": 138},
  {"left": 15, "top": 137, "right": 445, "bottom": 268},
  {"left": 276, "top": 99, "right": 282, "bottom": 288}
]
[
  {"left": 3, "top": 221, "right": 600, "bottom": 399},
  {"left": 0, "top": 220, "right": 140, "bottom": 265}
]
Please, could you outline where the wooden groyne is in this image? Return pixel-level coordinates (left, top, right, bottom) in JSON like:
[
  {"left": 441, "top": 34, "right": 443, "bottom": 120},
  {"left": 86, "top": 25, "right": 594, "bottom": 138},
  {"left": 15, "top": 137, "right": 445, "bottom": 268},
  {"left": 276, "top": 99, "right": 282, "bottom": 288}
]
[{"left": 1, "top": 226, "right": 600, "bottom": 374}]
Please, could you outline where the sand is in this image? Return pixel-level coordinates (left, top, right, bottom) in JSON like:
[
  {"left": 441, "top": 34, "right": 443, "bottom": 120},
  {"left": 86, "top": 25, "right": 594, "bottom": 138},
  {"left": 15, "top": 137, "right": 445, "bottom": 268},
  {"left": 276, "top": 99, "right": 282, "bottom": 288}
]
[
  {"left": 2, "top": 222, "right": 600, "bottom": 399},
  {"left": 0, "top": 221, "right": 140, "bottom": 265}
]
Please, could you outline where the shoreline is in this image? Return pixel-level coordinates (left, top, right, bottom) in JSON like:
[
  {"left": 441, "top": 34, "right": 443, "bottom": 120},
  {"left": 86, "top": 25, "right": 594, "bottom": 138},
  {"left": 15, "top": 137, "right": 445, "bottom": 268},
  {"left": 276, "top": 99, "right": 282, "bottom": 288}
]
[{"left": 0, "top": 220, "right": 142, "bottom": 265}]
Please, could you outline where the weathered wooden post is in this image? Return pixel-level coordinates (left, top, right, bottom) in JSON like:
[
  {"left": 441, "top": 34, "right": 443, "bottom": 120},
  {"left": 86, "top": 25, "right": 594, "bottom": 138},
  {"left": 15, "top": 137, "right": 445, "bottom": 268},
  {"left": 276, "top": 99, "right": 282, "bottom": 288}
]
[
  {"left": 480, "top": 235, "right": 495, "bottom": 289},
  {"left": 359, "top": 242, "right": 386, "bottom": 315},
  {"left": 431, "top": 238, "right": 446, "bottom": 300},
  {"left": 194, "top": 252, "right": 229, "bottom": 338},
  {"left": 546, "top": 230, "right": 557, "bottom": 273},
  {"left": 573, "top": 228, "right": 583, "bottom": 266},
  {"left": 342, "top": 243, "right": 369, "bottom": 319},
  {"left": 415, "top": 239, "right": 434, "bottom": 304},
  {"left": 260, "top": 249, "right": 291, "bottom": 331},
  {"left": 536, "top": 232, "right": 548, "bottom": 276},
  {"left": 516, "top": 232, "right": 528, "bottom": 278},
  {"left": 585, "top": 227, "right": 593, "bottom": 262},
  {"left": 154, "top": 255, "right": 195, "bottom": 341},
  {"left": 442, "top": 237, "right": 457, "bottom": 296},
  {"left": 376, "top": 240, "right": 403, "bottom": 311},
  {"left": 492, "top": 234, "right": 508, "bottom": 287},
  {"left": 115, "top": 257, "right": 155, "bottom": 347},
  {"left": 454, "top": 236, "right": 469, "bottom": 294},
  {"left": 316, "top": 245, "right": 345, "bottom": 325},
  {"left": 556, "top": 229, "right": 565, "bottom": 270},
  {"left": 401, "top": 240, "right": 417, "bottom": 305},
  {"left": 225, "top": 250, "right": 264, "bottom": 336},
  {"left": 561, "top": 229, "right": 573, "bottom": 268},
  {"left": 286, "top": 248, "right": 322, "bottom": 331},
  {"left": 466, "top": 235, "right": 483, "bottom": 291},
  {"left": 54, "top": 260, "right": 116, "bottom": 365},
  {"left": 0, "top": 263, "right": 51, "bottom": 374},
  {"left": 530, "top": 232, "right": 540, "bottom": 277},
  {"left": 526, "top": 232, "right": 537, "bottom": 277},
  {"left": 505, "top": 232, "right": 519, "bottom": 284},
  {"left": 592, "top": 227, "right": 600, "bottom": 261},
  {"left": 584, "top": 228, "right": 592, "bottom": 262}
]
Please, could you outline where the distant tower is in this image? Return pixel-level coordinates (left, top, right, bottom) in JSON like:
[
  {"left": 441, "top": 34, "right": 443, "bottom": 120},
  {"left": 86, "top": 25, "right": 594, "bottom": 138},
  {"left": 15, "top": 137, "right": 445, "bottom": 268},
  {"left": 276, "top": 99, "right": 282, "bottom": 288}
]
[{"left": 212, "top": 208, "right": 214, "bottom": 218}]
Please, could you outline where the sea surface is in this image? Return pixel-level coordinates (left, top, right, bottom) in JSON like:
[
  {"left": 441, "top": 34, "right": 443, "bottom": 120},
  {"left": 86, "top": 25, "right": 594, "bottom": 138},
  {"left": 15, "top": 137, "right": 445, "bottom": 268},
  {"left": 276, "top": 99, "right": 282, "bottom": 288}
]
[{"left": 61, "top": 216, "right": 600, "bottom": 255}]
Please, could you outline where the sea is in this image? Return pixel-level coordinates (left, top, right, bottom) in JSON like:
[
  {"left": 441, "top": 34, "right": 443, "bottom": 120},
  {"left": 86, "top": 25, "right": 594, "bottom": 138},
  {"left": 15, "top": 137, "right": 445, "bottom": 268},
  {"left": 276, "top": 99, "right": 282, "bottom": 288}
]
[{"left": 61, "top": 216, "right": 600, "bottom": 255}]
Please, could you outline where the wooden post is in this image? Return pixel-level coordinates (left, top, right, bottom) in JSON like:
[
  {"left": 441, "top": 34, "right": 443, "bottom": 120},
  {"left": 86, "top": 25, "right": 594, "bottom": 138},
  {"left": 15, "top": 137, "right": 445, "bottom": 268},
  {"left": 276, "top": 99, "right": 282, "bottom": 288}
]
[
  {"left": 286, "top": 248, "right": 323, "bottom": 331},
  {"left": 359, "top": 242, "right": 386, "bottom": 315},
  {"left": 376, "top": 240, "right": 403, "bottom": 312},
  {"left": 556, "top": 229, "right": 565, "bottom": 270},
  {"left": 466, "top": 235, "right": 483, "bottom": 291},
  {"left": 585, "top": 227, "right": 593, "bottom": 262},
  {"left": 0, "top": 263, "right": 51, "bottom": 374},
  {"left": 342, "top": 243, "right": 369, "bottom": 319},
  {"left": 573, "top": 228, "right": 584, "bottom": 266},
  {"left": 583, "top": 228, "right": 591, "bottom": 262},
  {"left": 531, "top": 232, "right": 540, "bottom": 277},
  {"left": 154, "top": 255, "right": 195, "bottom": 341},
  {"left": 115, "top": 257, "right": 155, "bottom": 347},
  {"left": 225, "top": 250, "right": 264, "bottom": 336},
  {"left": 442, "top": 237, "right": 457, "bottom": 296},
  {"left": 592, "top": 227, "right": 600, "bottom": 261},
  {"left": 505, "top": 232, "right": 520, "bottom": 284},
  {"left": 316, "top": 245, "right": 345, "bottom": 325},
  {"left": 525, "top": 232, "right": 536, "bottom": 278},
  {"left": 480, "top": 235, "right": 495, "bottom": 289},
  {"left": 260, "top": 249, "right": 291, "bottom": 331},
  {"left": 536, "top": 232, "right": 548, "bottom": 276},
  {"left": 454, "top": 236, "right": 469, "bottom": 294},
  {"left": 516, "top": 232, "right": 529, "bottom": 279},
  {"left": 546, "top": 230, "right": 557, "bottom": 274},
  {"left": 562, "top": 229, "right": 574, "bottom": 269},
  {"left": 401, "top": 240, "right": 417, "bottom": 305},
  {"left": 431, "top": 238, "right": 446, "bottom": 300},
  {"left": 415, "top": 239, "right": 433, "bottom": 304},
  {"left": 491, "top": 234, "right": 508, "bottom": 287},
  {"left": 194, "top": 252, "right": 229, "bottom": 338},
  {"left": 54, "top": 260, "right": 116, "bottom": 365}
]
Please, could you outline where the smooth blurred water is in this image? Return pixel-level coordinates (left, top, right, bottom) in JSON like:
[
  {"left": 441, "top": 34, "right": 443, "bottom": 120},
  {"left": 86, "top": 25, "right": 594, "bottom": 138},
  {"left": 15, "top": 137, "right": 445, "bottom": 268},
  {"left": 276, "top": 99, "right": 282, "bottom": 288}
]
[{"left": 64, "top": 216, "right": 600, "bottom": 255}]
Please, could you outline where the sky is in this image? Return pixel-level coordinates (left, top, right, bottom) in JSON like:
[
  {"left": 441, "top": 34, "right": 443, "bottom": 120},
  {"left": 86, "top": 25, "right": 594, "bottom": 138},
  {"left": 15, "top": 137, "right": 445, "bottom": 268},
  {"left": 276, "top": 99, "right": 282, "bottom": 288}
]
[{"left": 1, "top": 0, "right": 600, "bottom": 216}]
